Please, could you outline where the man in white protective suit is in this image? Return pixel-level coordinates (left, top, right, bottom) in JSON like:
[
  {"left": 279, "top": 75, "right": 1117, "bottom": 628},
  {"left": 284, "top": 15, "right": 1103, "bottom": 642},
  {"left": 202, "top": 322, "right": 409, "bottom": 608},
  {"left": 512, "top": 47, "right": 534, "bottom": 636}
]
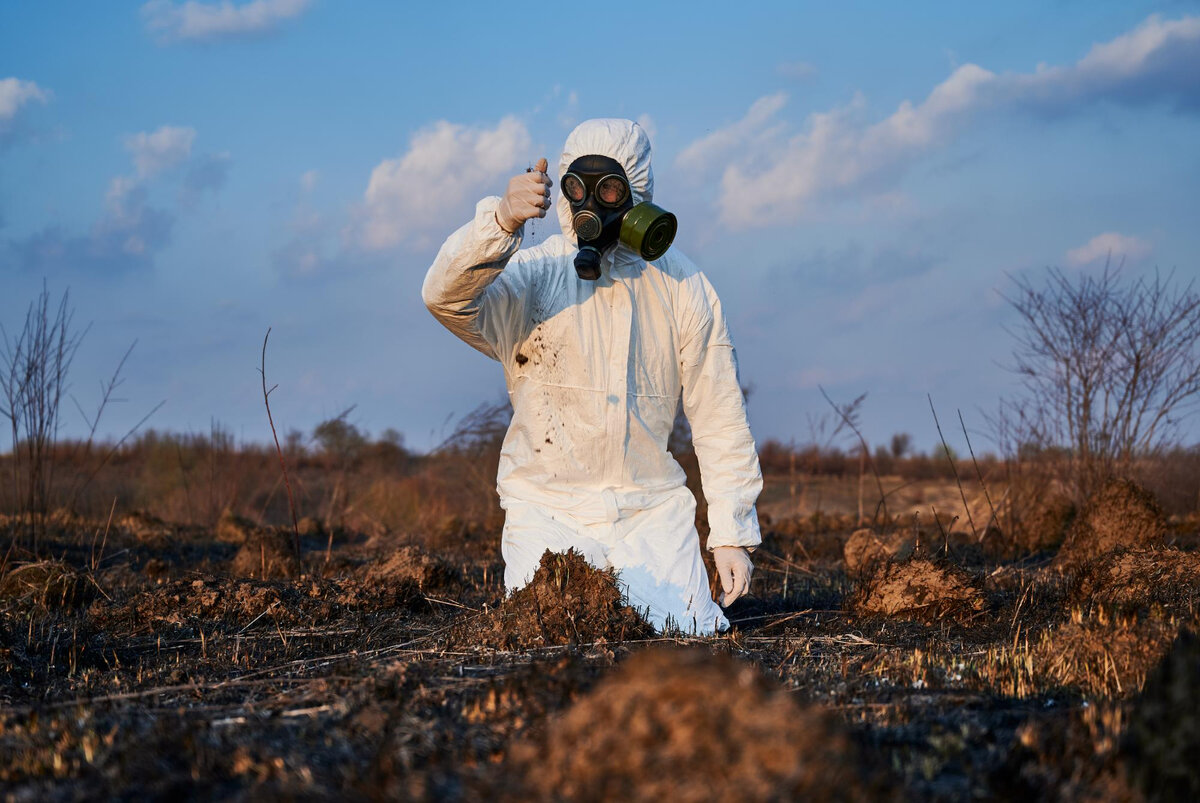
[{"left": 422, "top": 118, "right": 762, "bottom": 634}]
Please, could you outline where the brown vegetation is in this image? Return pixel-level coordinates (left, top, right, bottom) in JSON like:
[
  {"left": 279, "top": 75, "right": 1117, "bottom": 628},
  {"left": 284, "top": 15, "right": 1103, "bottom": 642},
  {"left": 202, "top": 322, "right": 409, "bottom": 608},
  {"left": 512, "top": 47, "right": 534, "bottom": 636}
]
[{"left": 492, "top": 648, "right": 890, "bottom": 802}]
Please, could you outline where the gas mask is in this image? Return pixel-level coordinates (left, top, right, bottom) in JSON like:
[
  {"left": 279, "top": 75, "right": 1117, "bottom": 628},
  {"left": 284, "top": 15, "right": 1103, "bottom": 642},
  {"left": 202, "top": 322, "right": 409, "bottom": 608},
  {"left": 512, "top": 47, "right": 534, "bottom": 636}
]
[{"left": 562, "top": 155, "right": 678, "bottom": 280}]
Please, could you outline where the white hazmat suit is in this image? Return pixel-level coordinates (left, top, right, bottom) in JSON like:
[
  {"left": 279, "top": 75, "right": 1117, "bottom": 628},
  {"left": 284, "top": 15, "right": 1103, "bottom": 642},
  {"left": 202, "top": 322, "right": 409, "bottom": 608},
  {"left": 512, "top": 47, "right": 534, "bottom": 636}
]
[{"left": 422, "top": 119, "right": 762, "bottom": 634}]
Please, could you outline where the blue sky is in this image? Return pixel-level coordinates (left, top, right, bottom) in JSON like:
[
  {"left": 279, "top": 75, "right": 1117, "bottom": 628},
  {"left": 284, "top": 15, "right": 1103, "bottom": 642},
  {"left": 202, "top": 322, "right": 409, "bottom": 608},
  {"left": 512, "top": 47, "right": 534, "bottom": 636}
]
[{"left": 2, "top": 1, "right": 1199, "bottom": 455}]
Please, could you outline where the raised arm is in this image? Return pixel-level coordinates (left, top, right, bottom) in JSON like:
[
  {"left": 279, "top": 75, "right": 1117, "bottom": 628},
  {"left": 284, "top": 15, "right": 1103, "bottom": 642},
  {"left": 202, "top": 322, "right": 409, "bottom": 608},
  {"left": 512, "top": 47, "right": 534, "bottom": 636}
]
[{"left": 421, "top": 159, "right": 552, "bottom": 358}]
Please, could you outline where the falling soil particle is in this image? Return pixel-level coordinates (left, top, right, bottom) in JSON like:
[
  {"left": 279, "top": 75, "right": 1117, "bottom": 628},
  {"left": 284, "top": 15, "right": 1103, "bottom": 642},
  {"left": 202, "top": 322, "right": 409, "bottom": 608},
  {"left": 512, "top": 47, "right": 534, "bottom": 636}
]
[
  {"left": 1069, "top": 548, "right": 1200, "bottom": 613},
  {"left": 1058, "top": 479, "right": 1167, "bottom": 565},
  {"left": 490, "top": 647, "right": 893, "bottom": 802},
  {"left": 515, "top": 353, "right": 529, "bottom": 366},
  {"left": 852, "top": 557, "right": 985, "bottom": 623},
  {"left": 363, "top": 544, "right": 460, "bottom": 592},
  {"left": 843, "top": 528, "right": 913, "bottom": 574},
  {"left": 456, "top": 549, "right": 654, "bottom": 650},
  {"left": 1124, "top": 628, "right": 1200, "bottom": 801}
]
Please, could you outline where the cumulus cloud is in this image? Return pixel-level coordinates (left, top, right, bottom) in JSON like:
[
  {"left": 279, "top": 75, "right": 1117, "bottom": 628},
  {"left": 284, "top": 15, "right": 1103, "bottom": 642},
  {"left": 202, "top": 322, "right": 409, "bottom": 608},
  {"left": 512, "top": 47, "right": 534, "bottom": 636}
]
[
  {"left": 2, "top": 125, "right": 227, "bottom": 274},
  {"left": 354, "top": 116, "right": 530, "bottom": 251},
  {"left": 181, "top": 151, "right": 232, "bottom": 206},
  {"left": 141, "top": 0, "right": 312, "bottom": 43},
  {"left": 0, "top": 78, "right": 50, "bottom": 144},
  {"left": 682, "top": 14, "right": 1200, "bottom": 227},
  {"left": 125, "top": 125, "right": 196, "bottom": 178},
  {"left": 1065, "top": 232, "right": 1152, "bottom": 267}
]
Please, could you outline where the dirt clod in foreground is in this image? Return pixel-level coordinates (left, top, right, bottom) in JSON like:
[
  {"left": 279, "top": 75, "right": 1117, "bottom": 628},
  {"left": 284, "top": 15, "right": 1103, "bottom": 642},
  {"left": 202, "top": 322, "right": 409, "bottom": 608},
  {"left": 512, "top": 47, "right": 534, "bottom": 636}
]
[
  {"left": 1058, "top": 478, "right": 1167, "bottom": 565},
  {"left": 852, "top": 557, "right": 984, "bottom": 622},
  {"left": 459, "top": 549, "right": 654, "bottom": 650},
  {"left": 492, "top": 647, "right": 890, "bottom": 803},
  {"left": 1124, "top": 628, "right": 1200, "bottom": 801}
]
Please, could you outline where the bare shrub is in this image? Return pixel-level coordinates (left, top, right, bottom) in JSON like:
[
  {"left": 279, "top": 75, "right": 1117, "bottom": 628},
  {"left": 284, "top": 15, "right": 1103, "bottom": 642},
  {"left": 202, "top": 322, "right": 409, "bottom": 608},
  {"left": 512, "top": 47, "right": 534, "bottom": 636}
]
[{"left": 998, "top": 265, "right": 1200, "bottom": 505}]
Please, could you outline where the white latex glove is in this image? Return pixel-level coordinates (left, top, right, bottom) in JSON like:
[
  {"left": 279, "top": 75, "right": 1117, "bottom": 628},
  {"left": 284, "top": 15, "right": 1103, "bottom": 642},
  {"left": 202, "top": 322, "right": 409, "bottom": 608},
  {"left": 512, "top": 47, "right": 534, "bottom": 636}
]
[
  {"left": 713, "top": 546, "right": 754, "bottom": 606},
  {"left": 495, "top": 157, "right": 553, "bottom": 234}
]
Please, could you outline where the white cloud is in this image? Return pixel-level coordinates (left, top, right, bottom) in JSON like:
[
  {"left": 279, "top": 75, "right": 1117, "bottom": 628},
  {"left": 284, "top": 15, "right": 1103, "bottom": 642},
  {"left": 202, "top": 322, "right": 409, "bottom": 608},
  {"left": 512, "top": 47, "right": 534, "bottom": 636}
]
[
  {"left": 635, "top": 113, "right": 658, "bottom": 144},
  {"left": 0, "top": 78, "right": 50, "bottom": 135},
  {"left": 124, "top": 125, "right": 196, "bottom": 178},
  {"left": 1065, "top": 232, "right": 1152, "bottom": 267},
  {"left": 681, "top": 14, "right": 1200, "bottom": 227},
  {"left": 354, "top": 116, "right": 531, "bottom": 251},
  {"left": 141, "top": 0, "right": 311, "bottom": 43},
  {"left": 777, "top": 60, "right": 817, "bottom": 81},
  {"left": 299, "top": 169, "right": 319, "bottom": 193}
]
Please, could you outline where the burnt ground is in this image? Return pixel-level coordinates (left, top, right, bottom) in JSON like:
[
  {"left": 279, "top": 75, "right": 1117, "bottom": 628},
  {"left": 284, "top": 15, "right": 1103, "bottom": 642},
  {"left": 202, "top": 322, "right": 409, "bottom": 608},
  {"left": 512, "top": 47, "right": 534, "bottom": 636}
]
[{"left": 1, "top": 504, "right": 1198, "bottom": 801}]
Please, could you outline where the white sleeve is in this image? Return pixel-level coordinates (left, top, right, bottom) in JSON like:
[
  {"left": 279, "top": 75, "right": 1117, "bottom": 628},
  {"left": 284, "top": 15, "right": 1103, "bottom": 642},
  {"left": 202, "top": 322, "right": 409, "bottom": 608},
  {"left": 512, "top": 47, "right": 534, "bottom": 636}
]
[
  {"left": 421, "top": 196, "right": 533, "bottom": 360},
  {"left": 679, "top": 272, "right": 763, "bottom": 550}
]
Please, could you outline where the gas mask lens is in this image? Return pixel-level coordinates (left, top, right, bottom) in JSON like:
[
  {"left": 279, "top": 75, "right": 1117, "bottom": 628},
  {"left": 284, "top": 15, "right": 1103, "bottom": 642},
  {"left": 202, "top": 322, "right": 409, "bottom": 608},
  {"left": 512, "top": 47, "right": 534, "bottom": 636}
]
[
  {"left": 561, "top": 174, "right": 586, "bottom": 204},
  {"left": 595, "top": 175, "right": 629, "bottom": 207}
]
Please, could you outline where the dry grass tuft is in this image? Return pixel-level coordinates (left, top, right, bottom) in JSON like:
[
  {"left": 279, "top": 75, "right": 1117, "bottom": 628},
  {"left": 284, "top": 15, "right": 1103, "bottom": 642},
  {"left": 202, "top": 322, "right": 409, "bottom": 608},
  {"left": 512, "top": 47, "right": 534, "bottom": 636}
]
[{"left": 0, "top": 560, "right": 94, "bottom": 609}]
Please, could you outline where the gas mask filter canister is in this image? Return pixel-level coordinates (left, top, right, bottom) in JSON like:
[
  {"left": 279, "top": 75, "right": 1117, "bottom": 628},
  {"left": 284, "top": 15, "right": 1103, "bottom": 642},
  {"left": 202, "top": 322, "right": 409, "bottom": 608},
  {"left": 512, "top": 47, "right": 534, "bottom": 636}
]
[{"left": 562, "top": 155, "right": 677, "bottom": 280}]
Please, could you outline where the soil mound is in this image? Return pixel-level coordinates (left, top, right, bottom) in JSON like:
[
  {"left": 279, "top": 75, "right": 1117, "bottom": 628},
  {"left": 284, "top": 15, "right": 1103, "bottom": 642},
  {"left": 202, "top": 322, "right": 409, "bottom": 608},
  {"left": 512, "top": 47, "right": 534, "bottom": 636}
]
[
  {"left": 215, "top": 509, "right": 258, "bottom": 545},
  {"left": 1124, "top": 628, "right": 1200, "bottom": 801},
  {"left": 89, "top": 576, "right": 423, "bottom": 635},
  {"left": 843, "top": 528, "right": 913, "bottom": 574},
  {"left": 461, "top": 549, "right": 654, "bottom": 650},
  {"left": 852, "top": 558, "right": 984, "bottom": 622},
  {"left": 229, "top": 531, "right": 298, "bottom": 579},
  {"left": 1009, "top": 491, "right": 1076, "bottom": 556},
  {"left": 1070, "top": 548, "right": 1200, "bottom": 613},
  {"left": 495, "top": 648, "right": 888, "bottom": 802},
  {"left": 118, "top": 510, "right": 173, "bottom": 543},
  {"left": 1058, "top": 479, "right": 1166, "bottom": 565},
  {"left": 0, "top": 560, "right": 94, "bottom": 609},
  {"left": 363, "top": 545, "right": 459, "bottom": 592},
  {"left": 1036, "top": 614, "right": 1179, "bottom": 698}
]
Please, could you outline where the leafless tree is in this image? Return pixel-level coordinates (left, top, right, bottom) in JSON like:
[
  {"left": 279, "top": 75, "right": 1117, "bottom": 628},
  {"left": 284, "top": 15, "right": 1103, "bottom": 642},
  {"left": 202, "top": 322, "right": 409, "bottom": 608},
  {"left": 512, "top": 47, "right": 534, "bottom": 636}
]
[
  {"left": 0, "top": 284, "right": 86, "bottom": 546},
  {"left": 999, "top": 263, "right": 1200, "bottom": 502}
]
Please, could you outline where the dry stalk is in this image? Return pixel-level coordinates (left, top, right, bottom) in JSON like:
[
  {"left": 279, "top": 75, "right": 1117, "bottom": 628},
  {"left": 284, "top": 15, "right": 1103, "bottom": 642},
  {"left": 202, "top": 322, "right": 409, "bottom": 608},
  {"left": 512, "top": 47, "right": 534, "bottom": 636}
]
[
  {"left": 258, "top": 328, "right": 302, "bottom": 567},
  {"left": 958, "top": 409, "right": 999, "bottom": 541},
  {"left": 928, "top": 394, "right": 977, "bottom": 538},
  {"left": 818, "top": 386, "right": 889, "bottom": 526}
]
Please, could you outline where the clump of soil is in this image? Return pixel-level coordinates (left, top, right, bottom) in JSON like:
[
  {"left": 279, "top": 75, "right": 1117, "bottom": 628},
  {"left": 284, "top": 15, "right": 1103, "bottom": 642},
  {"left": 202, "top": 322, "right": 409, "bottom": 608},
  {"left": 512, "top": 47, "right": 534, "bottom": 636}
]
[
  {"left": 460, "top": 549, "right": 654, "bottom": 649},
  {"left": 89, "top": 575, "right": 423, "bottom": 635},
  {"left": 118, "top": 510, "right": 173, "bottom": 543},
  {"left": 493, "top": 647, "right": 889, "bottom": 802},
  {"left": 1036, "top": 614, "right": 1180, "bottom": 698},
  {"left": 852, "top": 557, "right": 985, "bottom": 622},
  {"left": 1008, "top": 491, "right": 1076, "bottom": 556},
  {"left": 1124, "top": 628, "right": 1200, "bottom": 801},
  {"left": 229, "top": 531, "right": 299, "bottom": 579},
  {"left": 1070, "top": 548, "right": 1200, "bottom": 613},
  {"left": 215, "top": 509, "right": 258, "bottom": 545},
  {"left": 0, "top": 560, "right": 94, "bottom": 609},
  {"left": 843, "top": 528, "right": 913, "bottom": 574},
  {"left": 1058, "top": 478, "right": 1166, "bottom": 565},
  {"left": 364, "top": 545, "right": 459, "bottom": 592}
]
